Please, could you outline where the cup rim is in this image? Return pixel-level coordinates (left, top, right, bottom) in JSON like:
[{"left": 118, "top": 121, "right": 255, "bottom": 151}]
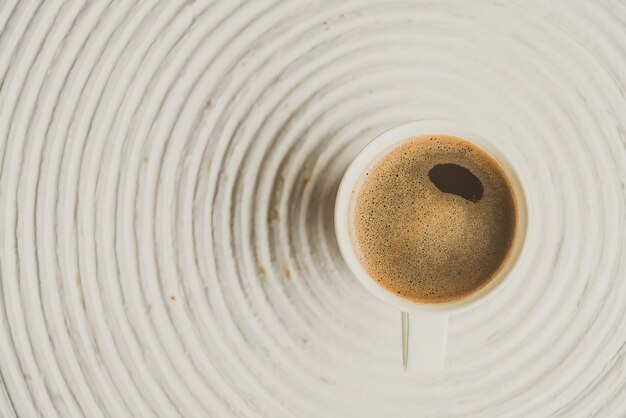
[{"left": 334, "top": 119, "right": 528, "bottom": 314}]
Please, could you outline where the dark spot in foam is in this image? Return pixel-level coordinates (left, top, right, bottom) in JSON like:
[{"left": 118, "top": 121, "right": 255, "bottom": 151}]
[{"left": 428, "top": 163, "right": 484, "bottom": 202}]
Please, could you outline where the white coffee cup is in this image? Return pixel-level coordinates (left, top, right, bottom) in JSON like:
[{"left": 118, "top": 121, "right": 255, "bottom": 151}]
[{"left": 334, "top": 120, "right": 528, "bottom": 373}]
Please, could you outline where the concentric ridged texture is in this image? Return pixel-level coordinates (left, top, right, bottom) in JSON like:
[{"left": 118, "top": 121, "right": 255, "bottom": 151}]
[{"left": 1, "top": 1, "right": 625, "bottom": 417}]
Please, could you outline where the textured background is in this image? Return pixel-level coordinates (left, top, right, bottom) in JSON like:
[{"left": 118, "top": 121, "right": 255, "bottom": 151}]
[{"left": 1, "top": 0, "right": 625, "bottom": 417}]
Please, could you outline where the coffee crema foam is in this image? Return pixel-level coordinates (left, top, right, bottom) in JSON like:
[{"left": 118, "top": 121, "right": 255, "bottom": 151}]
[{"left": 353, "top": 135, "right": 517, "bottom": 303}]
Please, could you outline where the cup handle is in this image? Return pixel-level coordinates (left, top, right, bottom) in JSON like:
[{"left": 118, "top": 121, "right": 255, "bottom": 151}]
[{"left": 402, "top": 312, "right": 448, "bottom": 372}]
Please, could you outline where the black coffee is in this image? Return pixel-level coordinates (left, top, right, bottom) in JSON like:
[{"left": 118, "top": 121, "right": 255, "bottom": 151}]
[{"left": 353, "top": 135, "right": 517, "bottom": 303}]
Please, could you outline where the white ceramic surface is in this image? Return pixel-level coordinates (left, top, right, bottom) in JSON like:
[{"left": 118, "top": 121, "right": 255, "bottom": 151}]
[{"left": 0, "top": 0, "right": 625, "bottom": 417}]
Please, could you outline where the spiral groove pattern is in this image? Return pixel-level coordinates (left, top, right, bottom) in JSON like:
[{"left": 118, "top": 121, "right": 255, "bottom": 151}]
[{"left": 0, "top": 0, "right": 625, "bottom": 416}]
